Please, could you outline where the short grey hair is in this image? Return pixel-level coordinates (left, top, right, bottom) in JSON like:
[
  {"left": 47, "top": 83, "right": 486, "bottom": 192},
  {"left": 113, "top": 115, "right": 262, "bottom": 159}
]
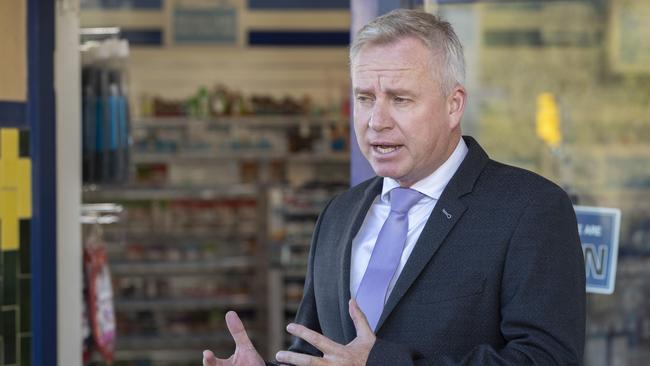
[{"left": 350, "top": 9, "right": 465, "bottom": 96}]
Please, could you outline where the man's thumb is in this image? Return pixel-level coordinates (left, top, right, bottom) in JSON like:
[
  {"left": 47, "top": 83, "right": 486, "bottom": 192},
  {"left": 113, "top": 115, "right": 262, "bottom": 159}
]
[
  {"left": 203, "top": 350, "right": 217, "bottom": 366},
  {"left": 349, "top": 299, "right": 374, "bottom": 338}
]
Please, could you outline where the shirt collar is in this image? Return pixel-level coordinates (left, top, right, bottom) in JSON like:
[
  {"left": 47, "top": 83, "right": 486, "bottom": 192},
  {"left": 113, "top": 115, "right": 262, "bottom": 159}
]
[{"left": 380, "top": 137, "right": 469, "bottom": 203}]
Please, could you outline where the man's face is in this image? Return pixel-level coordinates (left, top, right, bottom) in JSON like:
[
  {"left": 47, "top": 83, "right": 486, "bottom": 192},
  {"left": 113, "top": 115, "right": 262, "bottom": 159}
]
[{"left": 351, "top": 37, "right": 464, "bottom": 187}]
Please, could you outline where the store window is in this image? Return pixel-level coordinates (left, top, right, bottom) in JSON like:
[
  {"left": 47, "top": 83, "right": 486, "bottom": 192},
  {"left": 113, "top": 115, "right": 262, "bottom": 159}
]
[
  {"left": 79, "top": 1, "right": 351, "bottom": 364},
  {"left": 76, "top": 1, "right": 648, "bottom": 365},
  {"left": 437, "top": 1, "right": 650, "bottom": 364}
]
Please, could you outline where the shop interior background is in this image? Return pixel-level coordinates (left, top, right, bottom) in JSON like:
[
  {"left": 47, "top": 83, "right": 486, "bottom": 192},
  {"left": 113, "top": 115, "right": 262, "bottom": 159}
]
[{"left": 0, "top": 0, "right": 648, "bottom": 365}]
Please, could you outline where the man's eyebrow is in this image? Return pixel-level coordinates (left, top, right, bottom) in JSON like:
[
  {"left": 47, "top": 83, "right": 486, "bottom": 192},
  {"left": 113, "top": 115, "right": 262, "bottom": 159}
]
[
  {"left": 353, "top": 87, "right": 373, "bottom": 95},
  {"left": 353, "top": 87, "right": 417, "bottom": 97},
  {"left": 384, "top": 88, "right": 416, "bottom": 96}
]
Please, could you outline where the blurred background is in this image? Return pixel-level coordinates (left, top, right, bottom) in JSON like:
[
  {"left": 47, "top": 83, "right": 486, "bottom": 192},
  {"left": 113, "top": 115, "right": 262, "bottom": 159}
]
[{"left": 0, "top": 0, "right": 648, "bottom": 365}]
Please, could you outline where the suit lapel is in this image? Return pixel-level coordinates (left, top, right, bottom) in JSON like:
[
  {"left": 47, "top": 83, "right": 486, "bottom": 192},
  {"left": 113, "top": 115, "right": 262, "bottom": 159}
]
[
  {"left": 374, "top": 136, "right": 490, "bottom": 332},
  {"left": 337, "top": 177, "right": 383, "bottom": 342},
  {"left": 375, "top": 195, "right": 466, "bottom": 331}
]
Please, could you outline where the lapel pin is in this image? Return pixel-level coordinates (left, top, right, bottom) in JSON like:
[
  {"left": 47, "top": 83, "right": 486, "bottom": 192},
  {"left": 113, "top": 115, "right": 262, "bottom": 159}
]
[{"left": 442, "top": 209, "right": 452, "bottom": 219}]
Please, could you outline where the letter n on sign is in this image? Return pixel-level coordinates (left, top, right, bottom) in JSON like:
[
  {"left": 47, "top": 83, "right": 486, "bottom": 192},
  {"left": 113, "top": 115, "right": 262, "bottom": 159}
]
[{"left": 574, "top": 205, "right": 621, "bottom": 294}]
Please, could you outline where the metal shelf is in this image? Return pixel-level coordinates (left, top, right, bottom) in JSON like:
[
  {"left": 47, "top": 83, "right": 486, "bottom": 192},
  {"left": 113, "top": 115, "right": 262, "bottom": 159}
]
[
  {"left": 116, "top": 331, "right": 258, "bottom": 350},
  {"left": 111, "top": 349, "right": 227, "bottom": 362},
  {"left": 282, "top": 268, "right": 307, "bottom": 279},
  {"left": 115, "top": 295, "right": 255, "bottom": 311},
  {"left": 83, "top": 184, "right": 259, "bottom": 200},
  {"left": 111, "top": 257, "right": 256, "bottom": 275},
  {"left": 108, "top": 332, "right": 261, "bottom": 361},
  {"left": 104, "top": 231, "right": 256, "bottom": 245},
  {"left": 103, "top": 226, "right": 256, "bottom": 238},
  {"left": 134, "top": 115, "right": 348, "bottom": 129},
  {"left": 130, "top": 151, "right": 349, "bottom": 164},
  {"left": 281, "top": 240, "right": 312, "bottom": 248},
  {"left": 287, "top": 152, "right": 349, "bottom": 163},
  {"left": 283, "top": 207, "right": 322, "bottom": 216}
]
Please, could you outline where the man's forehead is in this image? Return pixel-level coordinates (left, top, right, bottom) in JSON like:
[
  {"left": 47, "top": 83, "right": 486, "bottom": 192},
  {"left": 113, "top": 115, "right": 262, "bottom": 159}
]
[
  {"left": 352, "top": 37, "right": 431, "bottom": 61},
  {"left": 351, "top": 61, "right": 422, "bottom": 84},
  {"left": 352, "top": 73, "right": 422, "bottom": 94},
  {"left": 352, "top": 54, "right": 430, "bottom": 77},
  {"left": 352, "top": 58, "right": 419, "bottom": 76},
  {"left": 353, "top": 66, "right": 412, "bottom": 78}
]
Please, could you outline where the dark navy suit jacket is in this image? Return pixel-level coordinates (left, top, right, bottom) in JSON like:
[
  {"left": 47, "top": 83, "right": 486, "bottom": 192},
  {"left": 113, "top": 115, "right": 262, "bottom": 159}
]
[{"left": 286, "top": 136, "right": 585, "bottom": 365}]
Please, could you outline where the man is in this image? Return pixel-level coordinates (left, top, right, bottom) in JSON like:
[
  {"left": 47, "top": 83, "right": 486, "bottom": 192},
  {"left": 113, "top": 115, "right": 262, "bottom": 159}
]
[{"left": 204, "top": 9, "right": 585, "bottom": 366}]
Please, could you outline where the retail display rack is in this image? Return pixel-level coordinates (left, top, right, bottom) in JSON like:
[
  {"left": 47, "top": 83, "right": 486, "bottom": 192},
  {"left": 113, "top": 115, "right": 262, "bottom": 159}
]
[
  {"left": 266, "top": 182, "right": 349, "bottom": 353},
  {"left": 82, "top": 115, "right": 350, "bottom": 365}
]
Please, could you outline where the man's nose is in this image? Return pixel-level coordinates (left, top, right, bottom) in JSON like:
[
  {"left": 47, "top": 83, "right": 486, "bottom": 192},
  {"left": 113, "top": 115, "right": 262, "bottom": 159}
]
[{"left": 368, "top": 100, "right": 393, "bottom": 131}]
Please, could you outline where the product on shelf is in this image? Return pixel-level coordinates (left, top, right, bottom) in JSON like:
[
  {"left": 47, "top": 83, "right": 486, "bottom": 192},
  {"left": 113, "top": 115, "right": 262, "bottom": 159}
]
[
  {"left": 128, "top": 115, "right": 349, "bottom": 187},
  {"left": 141, "top": 84, "right": 347, "bottom": 118},
  {"left": 81, "top": 195, "right": 265, "bottom": 364},
  {"left": 81, "top": 204, "right": 122, "bottom": 365},
  {"left": 81, "top": 38, "right": 131, "bottom": 185},
  {"left": 84, "top": 242, "right": 116, "bottom": 363}
]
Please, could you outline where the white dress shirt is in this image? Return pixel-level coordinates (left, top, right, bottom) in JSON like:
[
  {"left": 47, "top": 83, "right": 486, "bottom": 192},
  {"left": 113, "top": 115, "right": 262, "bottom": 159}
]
[{"left": 350, "top": 138, "right": 469, "bottom": 302}]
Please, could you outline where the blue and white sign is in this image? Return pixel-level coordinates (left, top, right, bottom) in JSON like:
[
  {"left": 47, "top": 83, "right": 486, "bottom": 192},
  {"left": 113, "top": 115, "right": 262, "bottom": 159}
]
[{"left": 574, "top": 205, "right": 621, "bottom": 295}]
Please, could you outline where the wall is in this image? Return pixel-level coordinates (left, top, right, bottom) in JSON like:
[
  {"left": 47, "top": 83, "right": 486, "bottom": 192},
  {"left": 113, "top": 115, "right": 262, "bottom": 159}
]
[
  {"left": 0, "top": 1, "right": 27, "bottom": 102},
  {"left": 0, "top": 2, "right": 32, "bottom": 366},
  {"left": 0, "top": 130, "right": 32, "bottom": 366}
]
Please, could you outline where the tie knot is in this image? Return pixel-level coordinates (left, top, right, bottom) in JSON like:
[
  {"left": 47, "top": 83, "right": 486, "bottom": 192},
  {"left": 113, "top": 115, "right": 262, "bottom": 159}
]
[{"left": 389, "top": 187, "right": 424, "bottom": 214}]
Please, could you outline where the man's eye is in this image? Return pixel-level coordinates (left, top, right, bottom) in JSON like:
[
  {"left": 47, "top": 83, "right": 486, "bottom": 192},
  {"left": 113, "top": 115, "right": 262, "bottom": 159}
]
[
  {"left": 394, "top": 96, "right": 410, "bottom": 104},
  {"left": 356, "top": 95, "right": 373, "bottom": 103}
]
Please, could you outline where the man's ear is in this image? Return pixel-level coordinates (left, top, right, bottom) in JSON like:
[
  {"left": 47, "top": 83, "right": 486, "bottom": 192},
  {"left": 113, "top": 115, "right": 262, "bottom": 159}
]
[{"left": 447, "top": 85, "right": 467, "bottom": 129}]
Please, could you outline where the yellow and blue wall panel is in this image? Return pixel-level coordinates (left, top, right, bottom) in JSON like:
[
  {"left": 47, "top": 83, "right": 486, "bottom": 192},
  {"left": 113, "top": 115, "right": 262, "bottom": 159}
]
[
  {"left": 0, "top": 2, "right": 33, "bottom": 365},
  {"left": 0, "top": 129, "right": 32, "bottom": 366},
  {"left": 0, "top": 0, "right": 32, "bottom": 363},
  {"left": 2, "top": 0, "right": 56, "bottom": 364}
]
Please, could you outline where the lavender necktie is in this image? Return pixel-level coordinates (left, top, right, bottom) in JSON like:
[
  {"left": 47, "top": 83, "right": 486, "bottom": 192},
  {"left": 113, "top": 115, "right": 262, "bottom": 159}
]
[{"left": 355, "top": 187, "right": 425, "bottom": 331}]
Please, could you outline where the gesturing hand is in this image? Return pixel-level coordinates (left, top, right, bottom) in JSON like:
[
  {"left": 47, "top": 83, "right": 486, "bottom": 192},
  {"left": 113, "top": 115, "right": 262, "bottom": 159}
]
[
  {"left": 203, "top": 311, "right": 265, "bottom": 366},
  {"left": 275, "top": 299, "right": 376, "bottom": 366}
]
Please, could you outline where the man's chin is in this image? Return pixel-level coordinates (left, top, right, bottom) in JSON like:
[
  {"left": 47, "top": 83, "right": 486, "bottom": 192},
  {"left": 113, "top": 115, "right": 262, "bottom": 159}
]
[{"left": 372, "top": 168, "right": 402, "bottom": 180}]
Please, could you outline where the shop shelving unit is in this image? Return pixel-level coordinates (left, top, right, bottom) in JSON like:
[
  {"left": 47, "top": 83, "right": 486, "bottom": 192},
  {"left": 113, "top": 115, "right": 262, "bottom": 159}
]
[
  {"left": 84, "top": 184, "right": 265, "bottom": 365},
  {"left": 83, "top": 185, "right": 258, "bottom": 200},
  {"left": 82, "top": 115, "right": 350, "bottom": 365},
  {"left": 266, "top": 183, "right": 349, "bottom": 353},
  {"left": 129, "top": 151, "right": 349, "bottom": 165}
]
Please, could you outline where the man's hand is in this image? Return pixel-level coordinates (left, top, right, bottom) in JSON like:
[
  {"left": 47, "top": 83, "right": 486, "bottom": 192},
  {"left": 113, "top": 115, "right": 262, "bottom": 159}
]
[
  {"left": 203, "top": 311, "right": 265, "bottom": 366},
  {"left": 275, "top": 299, "right": 376, "bottom": 366}
]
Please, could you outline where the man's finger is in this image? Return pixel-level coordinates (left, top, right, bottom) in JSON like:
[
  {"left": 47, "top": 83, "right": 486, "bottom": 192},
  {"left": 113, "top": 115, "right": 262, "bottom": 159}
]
[
  {"left": 225, "top": 311, "right": 255, "bottom": 350},
  {"left": 276, "top": 350, "right": 322, "bottom": 366},
  {"left": 286, "top": 323, "right": 339, "bottom": 354},
  {"left": 349, "top": 299, "right": 374, "bottom": 338},
  {"left": 203, "top": 350, "right": 217, "bottom": 366}
]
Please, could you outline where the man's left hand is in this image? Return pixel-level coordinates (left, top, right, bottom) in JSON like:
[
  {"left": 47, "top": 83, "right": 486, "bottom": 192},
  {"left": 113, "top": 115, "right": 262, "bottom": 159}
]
[{"left": 276, "top": 299, "right": 376, "bottom": 366}]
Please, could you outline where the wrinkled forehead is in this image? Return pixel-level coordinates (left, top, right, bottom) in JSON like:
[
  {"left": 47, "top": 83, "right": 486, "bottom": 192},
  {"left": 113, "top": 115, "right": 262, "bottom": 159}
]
[
  {"left": 350, "top": 38, "right": 439, "bottom": 76},
  {"left": 351, "top": 46, "right": 434, "bottom": 87},
  {"left": 351, "top": 67, "right": 414, "bottom": 90}
]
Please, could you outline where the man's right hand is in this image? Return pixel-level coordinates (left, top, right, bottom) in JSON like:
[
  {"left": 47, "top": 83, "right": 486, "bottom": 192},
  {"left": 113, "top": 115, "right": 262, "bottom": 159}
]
[{"left": 203, "top": 311, "right": 265, "bottom": 366}]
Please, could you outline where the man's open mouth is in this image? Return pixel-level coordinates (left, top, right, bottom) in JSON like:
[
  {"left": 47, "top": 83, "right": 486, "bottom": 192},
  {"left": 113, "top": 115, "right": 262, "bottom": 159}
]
[{"left": 372, "top": 144, "right": 403, "bottom": 154}]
